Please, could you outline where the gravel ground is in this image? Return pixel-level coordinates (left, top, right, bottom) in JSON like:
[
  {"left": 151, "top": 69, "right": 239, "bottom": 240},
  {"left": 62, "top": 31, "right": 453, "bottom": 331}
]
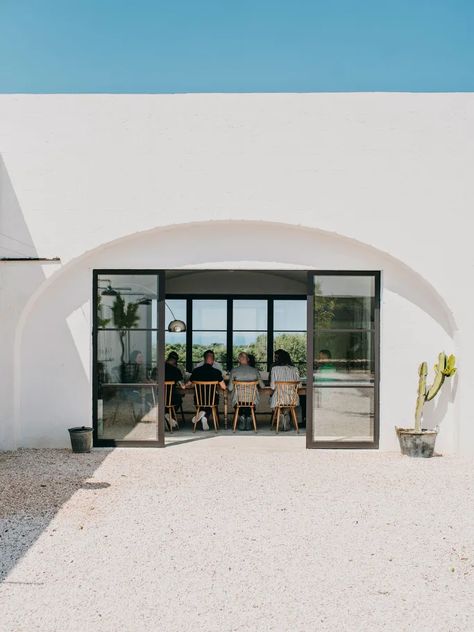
[{"left": 1, "top": 439, "right": 474, "bottom": 632}]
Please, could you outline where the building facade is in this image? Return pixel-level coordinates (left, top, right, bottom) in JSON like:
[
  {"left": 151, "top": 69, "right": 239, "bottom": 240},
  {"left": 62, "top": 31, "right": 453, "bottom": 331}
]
[{"left": 0, "top": 93, "right": 472, "bottom": 452}]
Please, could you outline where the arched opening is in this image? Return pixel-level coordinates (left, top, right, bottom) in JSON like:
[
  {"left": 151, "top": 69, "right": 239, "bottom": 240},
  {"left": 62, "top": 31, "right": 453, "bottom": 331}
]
[{"left": 14, "top": 221, "right": 456, "bottom": 452}]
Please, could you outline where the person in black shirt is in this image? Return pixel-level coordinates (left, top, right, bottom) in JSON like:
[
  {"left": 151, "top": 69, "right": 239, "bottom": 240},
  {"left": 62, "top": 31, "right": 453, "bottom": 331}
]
[
  {"left": 187, "top": 350, "right": 226, "bottom": 430},
  {"left": 150, "top": 352, "right": 185, "bottom": 406},
  {"left": 164, "top": 352, "right": 185, "bottom": 408}
]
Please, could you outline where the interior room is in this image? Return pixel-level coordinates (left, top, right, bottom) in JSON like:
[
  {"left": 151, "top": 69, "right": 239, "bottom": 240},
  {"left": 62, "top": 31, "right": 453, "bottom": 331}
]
[{"left": 94, "top": 269, "right": 377, "bottom": 447}]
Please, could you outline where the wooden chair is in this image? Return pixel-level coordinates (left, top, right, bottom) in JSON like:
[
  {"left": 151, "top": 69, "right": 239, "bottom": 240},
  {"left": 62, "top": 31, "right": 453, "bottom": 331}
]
[
  {"left": 165, "top": 381, "right": 179, "bottom": 432},
  {"left": 271, "top": 381, "right": 300, "bottom": 433},
  {"left": 232, "top": 381, "right": 258, "bottom": 433},
  {"left": 192, "top": 381, "right": 220, "bottom": 433}
]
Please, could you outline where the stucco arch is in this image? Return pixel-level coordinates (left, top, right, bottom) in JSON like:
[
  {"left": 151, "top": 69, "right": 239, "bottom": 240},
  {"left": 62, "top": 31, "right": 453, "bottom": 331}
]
[
  {"left": 18, "top": 219, "right": 458, "bottom": 337},
  {"left": 13, "top": 220, "right": 457, "bottom": 449}
]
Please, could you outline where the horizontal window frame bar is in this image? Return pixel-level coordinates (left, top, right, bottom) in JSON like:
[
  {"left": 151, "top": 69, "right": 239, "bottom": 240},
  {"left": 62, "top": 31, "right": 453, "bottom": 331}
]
[
  {"left": 190, "top": 329, "right": 228, "bottom": 333},
  {"left": 97, "top": 328, "right": 158, "bottom": 333},
  {"left": 315, "top": 328, "right": 375, "bottom": 333},
  {"left": 312, "top": 383, "right": 375, "bottom": 388}
]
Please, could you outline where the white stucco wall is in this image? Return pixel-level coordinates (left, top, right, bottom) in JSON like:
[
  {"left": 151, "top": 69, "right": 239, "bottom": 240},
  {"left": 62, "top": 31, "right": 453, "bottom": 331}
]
[{"left": 0, "top": 94, "right": 472, "bottom": 452}]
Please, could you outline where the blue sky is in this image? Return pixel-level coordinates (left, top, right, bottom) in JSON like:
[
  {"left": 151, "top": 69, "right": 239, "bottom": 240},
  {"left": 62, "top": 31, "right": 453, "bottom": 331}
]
[{"left": 0, "top": 0, "right": 473, "bottom": 92}]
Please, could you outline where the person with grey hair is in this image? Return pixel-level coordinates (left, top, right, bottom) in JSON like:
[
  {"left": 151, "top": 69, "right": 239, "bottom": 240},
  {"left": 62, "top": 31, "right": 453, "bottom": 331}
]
[{"left": 228, "top": 352, "right": 264, "bottom": 431}]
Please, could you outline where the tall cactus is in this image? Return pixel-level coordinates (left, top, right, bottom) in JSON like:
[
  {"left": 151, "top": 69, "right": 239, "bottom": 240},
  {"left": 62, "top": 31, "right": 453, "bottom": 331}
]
[{"left": 414, "top": 352, "right": 456, "bottom": 432}]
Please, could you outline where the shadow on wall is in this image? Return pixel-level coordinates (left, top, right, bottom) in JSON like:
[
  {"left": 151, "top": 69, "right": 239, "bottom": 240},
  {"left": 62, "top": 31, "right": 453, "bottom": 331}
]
[
  {"left": 0, "top": 448, "right": 112, "bottom": 583},
  {"left": 18, "top": 263, "right": 93, "bottom": 446},
  {"left": 92, "top": 221, "right": 458, "bottom": 338},
  {"left": 0, "top": 156, "right": 48, "bottom": 449},
  {"left": 0, "top": 155, "right": 38, "bottom": 259},
  {"left": 0, "top": 157, "right": 89, "bottom": 447},
  {"left": 424, "top": 370, "right": 458, "bottom": 431}
]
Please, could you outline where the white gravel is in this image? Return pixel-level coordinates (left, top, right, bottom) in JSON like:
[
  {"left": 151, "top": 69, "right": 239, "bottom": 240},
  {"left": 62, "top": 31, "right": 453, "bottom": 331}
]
[{"left": 1, "top": 440, "right": 474, "bottom": 632}]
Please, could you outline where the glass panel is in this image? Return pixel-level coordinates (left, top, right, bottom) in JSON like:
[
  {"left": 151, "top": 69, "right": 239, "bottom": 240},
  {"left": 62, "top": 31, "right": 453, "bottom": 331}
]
[
  {"left": 314, "top": 331, "right": 374, "bottom": 384},
  {"left": 192, "top": 331, "right": 226, "bottom": 366},
  {"left": 233, "top": 332, "right": 267, "bottom": 367},
  {"left": 97, "top": 329, "right": 157, "bottom": 382},
  {"left": 165, "top": 332, "right": 186, "bottom": 366},
  {"left": 314, "top": 275, "right": 375, "bottom": 329},
  {"left": 97, "top": 330, "right": 158, "bottom": 441},
  {"left": 97, "top": 274, "right": 158, "bottom": 330},
  {"left": 274, "top": 300, "right": 306, "bottom": 331},
  {"left": 233, "top": 300, "right": 267, "bottom": 330},
  {"left": 165, "top": 299, "right": 186, "bottom": 329},
  {"left": 193, "top": 300, "right": 227, "bottom": 330},
  {"left": 313, "top": 387, "right": 375, "bottom": 443},
  {"left": 273, "top": 331, "right": 307, "bottom": 376},
  {"left": 164, "top": 299, "right": 187, "bottom": 371}
]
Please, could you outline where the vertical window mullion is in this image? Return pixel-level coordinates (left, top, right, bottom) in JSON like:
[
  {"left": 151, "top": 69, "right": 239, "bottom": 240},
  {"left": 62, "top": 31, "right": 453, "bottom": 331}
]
[
  {"left": 227, "top": 299, "right": 233, "bottom": 372},
  {"left": 186, "top": 298, "right": 193, "bottom": 372},
  {"left": 267, "top": 299, "right": 274, "bottom": 373}
]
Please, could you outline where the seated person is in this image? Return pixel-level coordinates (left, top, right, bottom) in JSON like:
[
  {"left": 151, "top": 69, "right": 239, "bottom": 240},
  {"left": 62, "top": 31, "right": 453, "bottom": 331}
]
[
  {"left": 247, "top": 353, "right": 256, "bottom": 368},
  {"left": 194, "top": 349, "right": 224, "bottom": 372},
  {"left": 228, "top": 352, "right": 264, "bottom": 431},
  {"left": 317, "top": 348, "right": 336, "bottom": 376},
  {"left": 122, "top": 350, "right": 148, "bottom": 383},
  {"left": 164, "top": 352, "right": 185, "bottom": 408},
  {"left": 270, "top": 349, "right": 300, "bottom": 431},
  {"left": 187, "top": 350, "right": 226, "bottom": 430}
]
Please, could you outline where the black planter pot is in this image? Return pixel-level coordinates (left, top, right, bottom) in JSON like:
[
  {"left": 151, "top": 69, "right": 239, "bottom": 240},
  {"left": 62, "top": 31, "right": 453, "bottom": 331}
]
[
  {"left": 68, "top": 426, "right": 93, "bottom": 453},
  {"left": 395, "top": 427, "right": 438, "bottom": 458}
]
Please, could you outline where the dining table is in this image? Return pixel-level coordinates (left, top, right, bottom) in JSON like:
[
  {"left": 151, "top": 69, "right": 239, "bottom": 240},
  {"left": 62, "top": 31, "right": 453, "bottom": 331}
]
[{"left": 101, "top": 381, "right": 307, "bottom": 430}]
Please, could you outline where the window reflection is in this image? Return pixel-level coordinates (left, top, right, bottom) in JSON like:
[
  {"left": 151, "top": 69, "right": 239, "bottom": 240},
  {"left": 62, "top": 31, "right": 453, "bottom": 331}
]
[
  {"left": 311, "top": 273, "right": 377, "bottom": 445},
  {"left": 97, "top": 274, "right": 158, "bottom": 330},
  {"left": 97, "top": 323, "right": 158, "bottom": 441},
  {"left": 314, "top": 276, "right": 375, "bottom": 330},
  {"left": 314, "top": 331, "right": 374, "bottom": 384},
  {"left": 313, "top": 387, "right": 374, "bottom": 442}
]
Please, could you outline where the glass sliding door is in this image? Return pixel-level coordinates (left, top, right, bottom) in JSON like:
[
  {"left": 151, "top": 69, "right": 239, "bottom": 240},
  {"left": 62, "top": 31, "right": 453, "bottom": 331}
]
[
  {"left": 307, "top": 272, "right": 380, "bottom": 448},
  {"left": 93, "top": 271, "right": 165, "bottom": 446}
]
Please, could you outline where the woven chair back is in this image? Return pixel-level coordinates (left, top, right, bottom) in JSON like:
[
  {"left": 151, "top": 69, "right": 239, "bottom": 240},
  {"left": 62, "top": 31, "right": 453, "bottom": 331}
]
[
  {"left": 274, "top": 380, "right": 299, "bottom": 407},
  {"left": 233, "top": 380, "right": 258, "bottom": 407}
]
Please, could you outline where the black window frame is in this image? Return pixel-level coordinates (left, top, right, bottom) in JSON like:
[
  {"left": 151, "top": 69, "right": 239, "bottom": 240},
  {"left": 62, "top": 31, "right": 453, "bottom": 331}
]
[
  {"left": 165, "top": 294, "right": 307, "bottom": 374},
  {"left": 92, "top": 269, "right": 381, "bottom": 450},
  {"left": 306, "top": 270, "right": 381, "bottom": 450},
  {"left": 93, "top": 269, "right": 165, "bottom": 448}
]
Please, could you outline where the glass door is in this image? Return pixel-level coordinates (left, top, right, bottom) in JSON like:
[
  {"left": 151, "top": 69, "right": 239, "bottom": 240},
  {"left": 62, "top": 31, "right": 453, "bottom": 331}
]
[
  {"left": 306, "top": 272, "right": 380, "bottom": 448},
  {"left": 93, "top": 270, "right": 166, "bottom": 446}
]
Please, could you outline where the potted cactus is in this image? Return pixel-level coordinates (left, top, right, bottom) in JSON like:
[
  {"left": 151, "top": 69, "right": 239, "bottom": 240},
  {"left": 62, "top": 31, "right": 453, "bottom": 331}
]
[{"left": 396, "top": 352, "right": 456, "bottom": 458}]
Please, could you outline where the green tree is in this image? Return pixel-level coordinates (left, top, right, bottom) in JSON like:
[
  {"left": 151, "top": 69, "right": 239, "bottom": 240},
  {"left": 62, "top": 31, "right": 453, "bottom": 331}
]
[
  {"left": 97, "top": 294, "right": 111, "bottom": 328},
  {"left": 274, "top": 333, "right": 307, "bottom": 366},
  {"left": 314, "top": 281, "right": 336, "bottom": 329}
]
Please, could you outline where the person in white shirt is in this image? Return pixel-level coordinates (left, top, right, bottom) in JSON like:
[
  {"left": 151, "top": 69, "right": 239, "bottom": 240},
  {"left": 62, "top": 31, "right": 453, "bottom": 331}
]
[{"left": 270, "top": 349, "right": 300, "bottom": 430}]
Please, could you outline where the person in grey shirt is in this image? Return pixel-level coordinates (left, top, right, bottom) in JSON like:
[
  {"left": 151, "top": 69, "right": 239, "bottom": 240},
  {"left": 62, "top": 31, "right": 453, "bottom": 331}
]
[{"left": 228, "top": 352, "right": 264, "bottom": 431}]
